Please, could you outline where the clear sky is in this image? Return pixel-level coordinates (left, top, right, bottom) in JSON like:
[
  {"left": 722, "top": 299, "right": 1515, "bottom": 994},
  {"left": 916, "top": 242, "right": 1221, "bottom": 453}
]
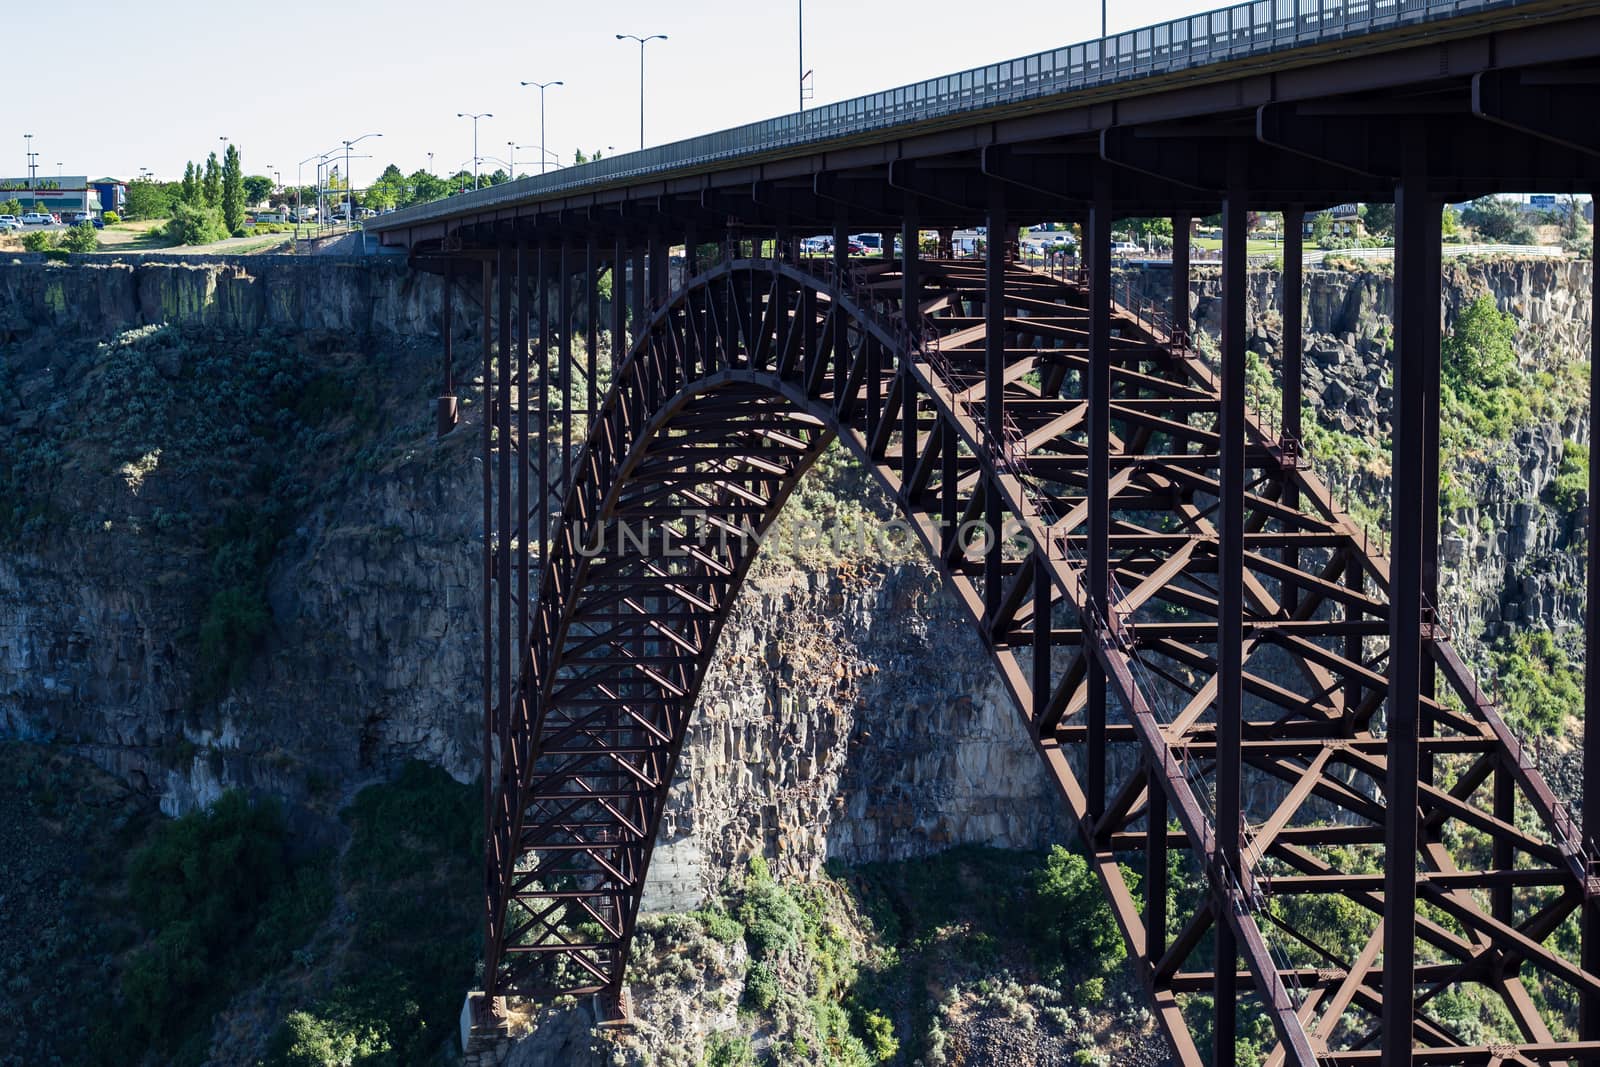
[{"left": 4, "top": 0, "right": 1212, "bottom": 187}]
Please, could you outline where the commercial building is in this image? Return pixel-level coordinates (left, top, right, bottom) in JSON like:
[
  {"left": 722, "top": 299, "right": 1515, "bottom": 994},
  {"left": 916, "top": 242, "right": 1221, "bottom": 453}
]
[{"left": 0, "top": 176, "right": 104, "bottom": 216}]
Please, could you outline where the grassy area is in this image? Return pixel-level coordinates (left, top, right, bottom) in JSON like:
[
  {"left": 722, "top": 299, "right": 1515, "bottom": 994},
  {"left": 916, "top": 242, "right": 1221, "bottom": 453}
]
[
  {"left": 96, "top": 217, "right": 178, "bottom": 251},
  {"left": 1191, "top": 236, "right": 1303, "bottom": 255}
]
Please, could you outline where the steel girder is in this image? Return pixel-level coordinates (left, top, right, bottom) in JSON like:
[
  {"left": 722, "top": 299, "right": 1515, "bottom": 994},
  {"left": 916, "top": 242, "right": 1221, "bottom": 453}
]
[{"left": 474, "top": 250, "right": 1600, "bottom": 1066}]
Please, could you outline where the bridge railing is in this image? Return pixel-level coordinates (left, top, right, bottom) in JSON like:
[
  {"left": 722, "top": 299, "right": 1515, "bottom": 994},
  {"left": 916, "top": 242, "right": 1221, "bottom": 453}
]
[{"left": 370, "top": 0, "right": 1532, "bottom": 233}]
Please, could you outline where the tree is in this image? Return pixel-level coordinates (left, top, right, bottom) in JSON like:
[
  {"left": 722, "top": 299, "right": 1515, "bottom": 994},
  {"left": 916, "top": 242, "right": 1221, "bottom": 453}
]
[
  {"left": 202, "top": 152, "right": 222, "bottom": 208},
  {"left": 1461, "top": 195, "right": 1535, "bottom": 244},
  {"left": 242, "top": 174, "right": 273, "bottom": 206},
  {"left": 164, "top": 202, "right": 228, "bottom": 245},
  {"left": 1361, "top": 202, "right": 1395, "bottom": 238},
  {"left": 1441, "top": 204, "right": 1460, "bottom": 240},
  {"left": 404, "top": 169, "right": 449, "bottom": 206},
  {"left": 0, "top": 198, "right": 21, "bottom": 217},
  {"left": 1442, "top": 294, "right": 1515, "bottom": 391},
  {"left": 181, "top": 161, "right": 199, "bottom": 206},
  {"left": 363, "top": 163, "right": 406, "bottom": 211},
  {"left": 221, "top": 144, "right": 245, "bottom": 234},
  {"left": 1310, "top": 210, "right": 1333, "bottom": 245},
  {"left": 125, "top": 180, "right": 173, "bottom": 220}
]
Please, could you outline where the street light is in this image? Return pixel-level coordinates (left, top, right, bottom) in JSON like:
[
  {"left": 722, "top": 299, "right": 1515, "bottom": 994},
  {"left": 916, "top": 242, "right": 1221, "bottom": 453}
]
[
  {"left": 457, "top": 113, "right": 492, "bottom": 189},
  {"left": 519, "top": 79, "right": 563, "bottom": 175},
  {"left": 340, "top": 132, "right": 382, "bottom": 223},
  {"left": 297, "top": 148, "right": 335, "bottom": 235},
  {"left": 616, "top": 34, "right": 667, "bottom": 150},
  {"left": 427, "top": 151, "right": 434, "bottom": 174},
  {"left": 24, "top": 134, "right": 33, "bottom": 189}
]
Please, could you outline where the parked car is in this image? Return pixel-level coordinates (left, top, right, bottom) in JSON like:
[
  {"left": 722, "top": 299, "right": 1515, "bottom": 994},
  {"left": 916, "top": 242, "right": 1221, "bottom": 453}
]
[
  {"left": 800, "top": 236, "right": 830, "bottom": 255},
  {"left": 0, "top": 216, "right": 19, "bottom": 232},
  {"left": 20, "top": 212, "right": 52, "bottom": 225},
  {"left": 1111, "top": 241, "right": 1143, "bottom": 256}
]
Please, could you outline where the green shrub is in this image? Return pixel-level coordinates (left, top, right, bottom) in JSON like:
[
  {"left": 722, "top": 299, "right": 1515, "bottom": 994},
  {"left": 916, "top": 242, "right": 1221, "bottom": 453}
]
[
  {"left": 1076, "top": 976, "right": 1106, "bottom": 1006},
  {"left": 704, "top": 1031, "right": 757, "bottom": 1067},
  {"left": 22, "top": 229, "right": 56, "bottom": 252},
  {"left": 1552, "top": 440, "right": 1588, "bottom": 512},
  {"left": 117, "top": 792, "right": 330, "bottom": 1057},
  {"left": 860, "top": 1009, "right": 899, "bottom": 1062},
  {"left": 744, "top": 961, "right": 780, "bottom": 1011},
  {"left": 695, "top": 905, "right": 745, "bottom": 944},
  {"left": 1027, "top": 844, "right": 1126, "bottom": 977},
  {"left": 61, "top": 221, "right": 99, "bottom": 252},
  {"left": 164, "top": 202, "right": 228, "bottom": 245},
  {"left": 103, "top": 210, "right": 120, "bottom": 225}
]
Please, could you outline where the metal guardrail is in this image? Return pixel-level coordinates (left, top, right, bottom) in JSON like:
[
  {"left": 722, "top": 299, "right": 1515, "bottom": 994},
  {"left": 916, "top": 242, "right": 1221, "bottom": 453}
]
[{"left": 371, "top": 0, "right": 1532, "bottom": 234}]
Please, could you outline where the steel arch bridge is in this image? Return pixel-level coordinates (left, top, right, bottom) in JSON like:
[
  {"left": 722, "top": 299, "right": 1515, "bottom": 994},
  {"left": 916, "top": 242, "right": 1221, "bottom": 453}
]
[
  {"left": 465, "top": 251, "right": 1597, "bottom": 1066},
  {"left": 369, "top": 2, "right": 1600, "bottom": 1063}
]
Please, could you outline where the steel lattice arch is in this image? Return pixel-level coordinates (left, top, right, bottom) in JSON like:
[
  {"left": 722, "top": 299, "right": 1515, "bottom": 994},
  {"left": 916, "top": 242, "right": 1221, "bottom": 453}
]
[{"left": 369, "top": 2, "right": 1600, "bottom": 1063}]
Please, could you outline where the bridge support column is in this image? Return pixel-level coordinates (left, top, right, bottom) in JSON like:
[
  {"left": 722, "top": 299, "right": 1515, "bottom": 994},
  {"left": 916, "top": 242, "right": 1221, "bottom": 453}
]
[
  {"left": 613, "top": 235, "right": 629, "bottom": 358},
  {"left": 1214, "top": 151, "right": 1248, "bottom": 1067},
  {"left": 1584, "top": 188, "right": 1600, "bottom": 1062},
  {"left": 1280, "top": 206, "right": 1303, "bottom": 615},
  {"left": 649, "top": 231, "right": 668, "bottom": 310},
  {"left": 538, "top": 244, "right": 551, "bottom": 557},
  {"left": 586, "top": 237, "right": 600, "bottom": 422},
  {"left": 1171, "top": 212, "right": 1191, "bottom": 349},
  {"left": 1086, "top": 169, "right": 1111, "bottom": 827},
  {"left": 631, "top": 241, "right": 646, "bottom": 336},
  {"left": 985, "top": 182, "right": 1007, "bottom": 620},
  {"left": 1420, "top": 204, "right": 1443, "bottom": 786},
  {"left": 517, "top": 244, "right": 531, "bottom": 674},
  {"left": 560, "top": 240, "right": 575, "bottom": 497},
  {"left": 478, "top": 258, "right": 499, "bottom": 992},
  {"left": 439, "top": 261, "right": 459, "bottom": 436},
  {"left": 1383, "top": 139, "right": 1439, "bottom": 1067}
]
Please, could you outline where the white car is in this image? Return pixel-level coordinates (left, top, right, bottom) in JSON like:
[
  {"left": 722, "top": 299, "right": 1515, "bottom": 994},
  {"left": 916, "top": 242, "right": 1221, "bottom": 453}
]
[
  {"left": 20, "top": 212, "right": 52, "bottom": 225},
  {"left": 1111, "top": 241, "right": 1144, "bottom": 256},
  {"left": 0, "top": 215, "right": 18, "bottom": 231}
]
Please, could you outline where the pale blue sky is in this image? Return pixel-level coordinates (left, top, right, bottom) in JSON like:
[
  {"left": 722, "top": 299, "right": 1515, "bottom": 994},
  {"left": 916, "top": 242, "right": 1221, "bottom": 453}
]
[{"left": 7, "top": 0, "right": 1211, "bottom": 186}]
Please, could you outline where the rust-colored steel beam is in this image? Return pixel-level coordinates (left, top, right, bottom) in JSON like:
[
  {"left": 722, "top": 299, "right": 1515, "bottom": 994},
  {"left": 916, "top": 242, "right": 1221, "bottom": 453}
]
[{"left": 458, "top": 231, "right": 1600, "bottom": 1065}]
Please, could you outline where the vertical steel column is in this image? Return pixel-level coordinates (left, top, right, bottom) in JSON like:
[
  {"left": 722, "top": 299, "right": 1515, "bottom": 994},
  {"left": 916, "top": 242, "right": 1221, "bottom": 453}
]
[
  {"left": 586, "top": 237, "right": 599, "bottom": 424},
  {"left": 1384, "top": 139, "right": 1438, "bottom": 1067},
  {"left": 495, "top": 243, "right": 514, "bottom": 904},
  {"left": 1033, "top": 552, "right": 1051, "bottom": 718},
  {"left": 649, "top": 231, "right": 668, "bottom": 309},
  {"left": 439, "top": 262, "right": 458, "bottom": 436},
  {"left": 1281, "top": 206, "right": 1304, "bottom": 616},
  {"left": 539, "top": 244, "right": 551, "bottom": 557},
  {"left": 479, "top": 258, "right": 495, "bottom": 983},
  {"left": 985, "top": 183, "right": 1008, "bottom": 621},
  {"left": 613, "top": 234, "right": 629, "bottom": 363},
  {"left": 1215, "top": 153, "right": 1249, "bottom": 1067},
  {"left": 517, "top": 243, "right": 531, "bottom": 679},
  {"left": 1171, "top": 212, "right": 1191, "bottom": 348},
  {"left": 1147, "top": 770, "right": 1168, "bottom": 966},
  {"left": 1087, "top": 169, "right": 1111, "bottom": 824},
  {"left": 684, "top": 224, "right": 699, "bottom": 277},
  {"left": 1582, "top": 191, "right": 1600, "bottom": 1057},
  {"left": 560, "top": 240, "right": 574, "bottom": 504},
  {"left": 1420, "top": 212, "right": 1443, "bottom": 783},
  {"left": 833, "top": 219, "right": 849, "bottom": 278},
  {"left": 631, "top": 241, "right": 646, "bottom": 337},
  {"left": 880, "top": 230, "right": 894, "bottom": 262}
]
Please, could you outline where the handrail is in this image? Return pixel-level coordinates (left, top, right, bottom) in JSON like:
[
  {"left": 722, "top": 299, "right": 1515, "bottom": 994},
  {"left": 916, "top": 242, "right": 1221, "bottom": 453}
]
[{"left": 371, "top": 0, "right": 1537, "bottom": 234}]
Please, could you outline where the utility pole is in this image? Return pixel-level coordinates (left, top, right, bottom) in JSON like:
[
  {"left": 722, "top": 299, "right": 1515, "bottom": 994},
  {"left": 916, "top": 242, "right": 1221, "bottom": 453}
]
[{"left": 616, "top": 34, "right": 667, "bottom": 150}]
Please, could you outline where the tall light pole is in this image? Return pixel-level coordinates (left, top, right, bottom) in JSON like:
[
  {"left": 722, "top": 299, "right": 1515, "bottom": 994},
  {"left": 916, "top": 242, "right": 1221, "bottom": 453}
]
[
  {"left": 342, "top": 132, "right": 382, "bottom": 223},
  {"left": 427, "top": 151, "right": 434, "bottom": 174},
  {"left": 798, "top": 1, "right": 808, "bottom": 112},
  {"left": 297, "top": 149, "right": 326, "bottom": 235},
  {"left": 24, "top": 134, "right": 33, "bottom": 190},
  {"left": 457, "top": 113, "right": 492, "bottom": 189},
  {"left": 616, "top": 34, "right": 667, "bottom": 150},
  {"left": 519, "top": 79, "right": 563, "bottom": 175}
]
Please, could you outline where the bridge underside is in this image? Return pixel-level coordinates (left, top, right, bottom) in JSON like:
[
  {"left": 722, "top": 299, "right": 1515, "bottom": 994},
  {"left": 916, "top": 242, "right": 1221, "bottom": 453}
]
[{"left": 383, "top": 11, "right": 1600, "bottom": 1066}]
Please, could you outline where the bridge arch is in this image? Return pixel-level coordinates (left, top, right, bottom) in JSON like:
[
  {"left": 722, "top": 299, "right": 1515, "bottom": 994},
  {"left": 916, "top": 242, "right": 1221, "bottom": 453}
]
[{"left": 472, "top": 251, "right": 1593, "bottom": 1067}]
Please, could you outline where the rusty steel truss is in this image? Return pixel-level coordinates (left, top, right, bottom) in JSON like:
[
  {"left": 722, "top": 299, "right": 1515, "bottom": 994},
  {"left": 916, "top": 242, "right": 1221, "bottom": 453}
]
[{"left": 380, "top": 8, "right": 1600, "bottom": 1064}]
